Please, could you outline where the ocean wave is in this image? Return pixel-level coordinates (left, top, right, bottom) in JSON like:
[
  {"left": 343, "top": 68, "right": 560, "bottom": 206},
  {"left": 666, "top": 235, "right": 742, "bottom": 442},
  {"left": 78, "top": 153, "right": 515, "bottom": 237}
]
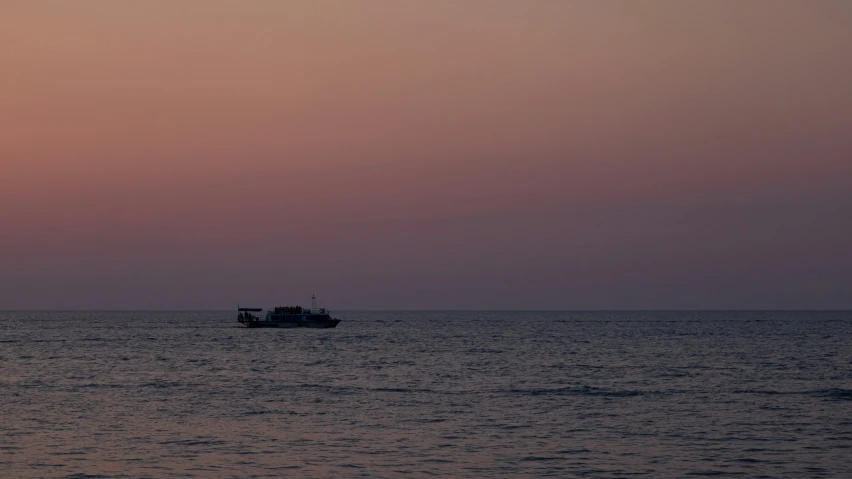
[
  {"left": 733, "top": 388, "right": 852, "bottom": 400},
  {"left": 818, "top": 388, "right": 852, "bottom": 400},
  {"left": 507, "top": 386, "right": 671, "bottom": 397},
  {"left": 159, "top": 439, "right": 227, "bottom": 447}
]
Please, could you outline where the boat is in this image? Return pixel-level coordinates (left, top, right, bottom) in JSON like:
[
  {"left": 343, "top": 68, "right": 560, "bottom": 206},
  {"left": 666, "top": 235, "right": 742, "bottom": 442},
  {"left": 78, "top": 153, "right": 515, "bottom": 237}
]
[{"left": 237, "top": 295, "right": 342, "bottom": 328}]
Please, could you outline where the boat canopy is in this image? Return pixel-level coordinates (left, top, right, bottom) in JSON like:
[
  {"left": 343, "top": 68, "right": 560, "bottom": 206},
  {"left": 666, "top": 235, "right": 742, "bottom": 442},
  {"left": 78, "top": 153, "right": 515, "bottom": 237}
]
[{"left": 238, "top": 307, "right": 263, "bottom": 312}]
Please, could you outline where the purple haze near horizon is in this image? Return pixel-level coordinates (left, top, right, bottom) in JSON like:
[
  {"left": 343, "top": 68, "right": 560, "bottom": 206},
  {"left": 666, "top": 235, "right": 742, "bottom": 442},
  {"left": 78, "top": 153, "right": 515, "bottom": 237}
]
[{"left": 1, "top": 1, "right": 851, "bottom": 310}]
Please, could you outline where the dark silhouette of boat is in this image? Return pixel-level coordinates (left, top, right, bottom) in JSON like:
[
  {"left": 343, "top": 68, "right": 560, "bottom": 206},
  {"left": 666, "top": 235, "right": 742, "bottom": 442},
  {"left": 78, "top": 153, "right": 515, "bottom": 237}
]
[{"left": 237, "top": 295, "right": 341, "bottom": 328}]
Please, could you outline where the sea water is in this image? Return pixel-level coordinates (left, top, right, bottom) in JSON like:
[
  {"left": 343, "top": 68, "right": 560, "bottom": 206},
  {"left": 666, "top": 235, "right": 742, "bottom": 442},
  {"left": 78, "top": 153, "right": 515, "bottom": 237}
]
[{"left": 1, "top": 310, "right": 851, "bottom": 478}]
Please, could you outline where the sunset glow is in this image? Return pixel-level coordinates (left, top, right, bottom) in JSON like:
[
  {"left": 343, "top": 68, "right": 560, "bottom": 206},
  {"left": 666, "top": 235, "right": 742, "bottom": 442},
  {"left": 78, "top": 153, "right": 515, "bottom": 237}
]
[{"left": 2, "top": 1, "right": 851, "bottom": 309}]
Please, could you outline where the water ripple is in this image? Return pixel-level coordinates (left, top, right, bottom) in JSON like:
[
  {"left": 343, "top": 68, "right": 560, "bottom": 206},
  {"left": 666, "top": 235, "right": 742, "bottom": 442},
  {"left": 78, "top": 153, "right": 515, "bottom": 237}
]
[{"left": 1, "top": 310, "right": 851, "bottom": 478}]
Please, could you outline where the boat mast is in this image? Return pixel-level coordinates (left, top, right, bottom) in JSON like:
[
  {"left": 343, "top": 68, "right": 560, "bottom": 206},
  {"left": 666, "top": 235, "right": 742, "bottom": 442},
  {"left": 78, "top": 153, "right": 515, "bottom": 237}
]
[{"left": 312, "top": 294, "right": 317, "bottom": 310}]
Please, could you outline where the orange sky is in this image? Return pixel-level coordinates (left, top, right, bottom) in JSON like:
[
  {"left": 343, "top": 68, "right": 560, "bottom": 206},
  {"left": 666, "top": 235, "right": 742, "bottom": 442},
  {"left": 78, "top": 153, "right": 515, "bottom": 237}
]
[{"left": 2, "top": 1, "right": 851, "bottom": 309}]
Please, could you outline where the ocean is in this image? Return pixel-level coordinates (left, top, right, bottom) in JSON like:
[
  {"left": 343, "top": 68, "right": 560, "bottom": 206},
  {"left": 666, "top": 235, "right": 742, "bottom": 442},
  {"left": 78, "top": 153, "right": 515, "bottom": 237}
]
[{"left": 2, "top": 310, "right": 851, "bottom": 478}]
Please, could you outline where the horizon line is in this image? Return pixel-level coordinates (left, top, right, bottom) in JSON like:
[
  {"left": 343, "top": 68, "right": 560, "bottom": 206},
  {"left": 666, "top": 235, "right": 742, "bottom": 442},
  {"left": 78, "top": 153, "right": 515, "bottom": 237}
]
[{"left": 2, "top": 309, "right": 851, "bottom": 313}]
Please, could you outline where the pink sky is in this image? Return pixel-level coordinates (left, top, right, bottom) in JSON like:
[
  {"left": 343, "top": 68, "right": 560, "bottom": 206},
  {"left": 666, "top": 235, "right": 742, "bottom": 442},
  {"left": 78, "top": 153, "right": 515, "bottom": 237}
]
[{"left": 1, "top": 1, "right": 851, "bottom": 309}]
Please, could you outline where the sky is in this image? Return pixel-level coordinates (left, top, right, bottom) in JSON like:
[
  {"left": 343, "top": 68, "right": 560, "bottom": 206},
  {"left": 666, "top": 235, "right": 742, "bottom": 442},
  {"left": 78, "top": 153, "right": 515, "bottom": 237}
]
[{"left": 1, "top": 1, "right": 851, "bottom": 310}]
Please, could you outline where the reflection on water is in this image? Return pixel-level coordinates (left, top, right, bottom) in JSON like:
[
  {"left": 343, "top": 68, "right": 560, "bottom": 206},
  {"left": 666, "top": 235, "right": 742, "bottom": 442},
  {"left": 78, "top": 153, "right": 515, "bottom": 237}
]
[{"left": 2, "top": 311, "right": 851, "bottom": 478}]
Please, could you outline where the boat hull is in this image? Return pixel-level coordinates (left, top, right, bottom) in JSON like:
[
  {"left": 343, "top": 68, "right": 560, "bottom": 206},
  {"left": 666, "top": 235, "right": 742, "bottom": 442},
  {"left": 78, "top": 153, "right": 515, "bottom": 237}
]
[
  {"left": 240, "top": 318, "right": 341, "bottom": 328},
  {"left": 237, "top": 306, "right": 341, "bottom": 329}
]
